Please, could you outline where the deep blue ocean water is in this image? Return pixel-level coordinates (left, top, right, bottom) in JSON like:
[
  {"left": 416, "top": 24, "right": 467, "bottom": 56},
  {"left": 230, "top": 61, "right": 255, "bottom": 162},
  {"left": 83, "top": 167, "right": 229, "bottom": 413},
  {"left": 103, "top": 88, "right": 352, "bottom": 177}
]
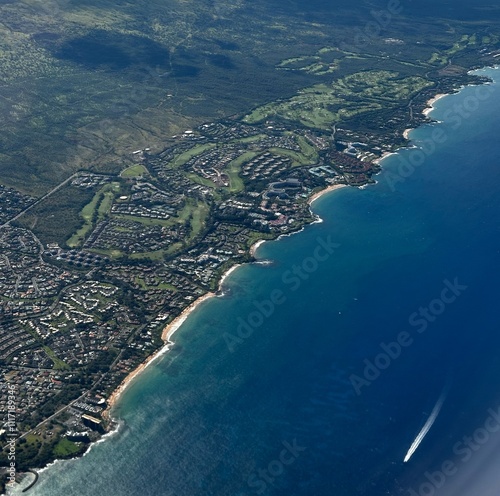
[{"left": 16, "top": 67, "right": 500, "bottom": 496}]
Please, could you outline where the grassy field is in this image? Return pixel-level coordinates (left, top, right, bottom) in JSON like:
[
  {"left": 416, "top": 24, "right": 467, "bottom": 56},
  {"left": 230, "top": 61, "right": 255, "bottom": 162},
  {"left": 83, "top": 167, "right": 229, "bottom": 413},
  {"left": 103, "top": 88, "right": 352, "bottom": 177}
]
[
  {"left": 15, "top": 185, "right": 95, "bottom": 246},
  {"left": 112, "top": 214, "right": 172, "bottom": 228},
  {"left": 0, "top": 0, "right": 498, "bottom": 200},
  {"left": 231, "top": 134, "right": 267, "bottom": 144},
  {"left": 226, "top": 163, "right": 244, "bottom": 193},
  {"left": 121, "top": 164, "right": 148, "bottom": 178},
  {"left": 186, "top": 173, "right": 216, "bottom": 189},
  {"left": 226, "top": 151, "right": 258, "bottom": 192},
  {"left": 171, "top": 144, "right": 216, "bottom": 168},
  {"left": 128, "top": 241, "right": 184, "bottom": 260},
  {"left": 129, "top": 250, "right": 169, "bottom": 261},
  {"left": 90, "top": 248, "right": 125, "bottom": 259},
  {"left": 43, "top": 347, "right": 69, "bottom": 370},
  {"left": 227, "top": 167, "right": 244, "bottom": 193},
  {"left": 244, "top": 70, "right": 433, "bottom": 129},
  {"left": 100, "top": 199, "right": 210, "bottom": 260},
  {"left": 269, "top": 134, "right": 319, "bottom": 166},
  {"left": 175, "top": 199, "right": 211, "bottom": 243},
  {"left": 269, "top": 148, "right": 315, "bottom": 166},
  {"left": 52, "top": 438, "right": 82, "bottom": 458},
  {"left": 67, "top": 183, "right": 119, "bottom": 248},
  {"left": 189, "top": 201, "right": 210, "bottom": 241},
  {"left": 278, "top": 52, "right": 340, "bottom": 76},
  {"left": 134, "top": 277, "right": 177, "bottom": 291},
  {"left": 296, "top": 136, "right": 318, "bottom": 161}
]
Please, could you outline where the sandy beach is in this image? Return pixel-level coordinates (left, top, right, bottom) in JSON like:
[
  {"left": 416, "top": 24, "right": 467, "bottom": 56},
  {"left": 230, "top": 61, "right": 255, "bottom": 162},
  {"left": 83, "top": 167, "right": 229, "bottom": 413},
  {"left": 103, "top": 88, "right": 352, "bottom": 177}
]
[
  {"left": 102, "top": 291, "right": 215, "bottom": 419},
  {"left": 102, "top": 182, "right": 349, "bottom": 420},
  {"left": 102, "top": 352, "right": 160, "bottom": 420},
  {"left": 373, "top": 150, "right": 398, "bottom": 166},
  {"left": 250, "top": 239, "right": 266, "bottom": 257},
  {"left": 218, "top": 263, "right": 242, "bottom": 289},
  {"left": 161, "top": 292, "right": 215, "bottom": 342},
  {"left": 308, "top": 183, "right": 347, "bottom": 206},
  {"left": 100, "top": 130, "right": 446, "bottom": 424},
  {"left": 423, "top": 93, "right": 447, "bottom": 117}
]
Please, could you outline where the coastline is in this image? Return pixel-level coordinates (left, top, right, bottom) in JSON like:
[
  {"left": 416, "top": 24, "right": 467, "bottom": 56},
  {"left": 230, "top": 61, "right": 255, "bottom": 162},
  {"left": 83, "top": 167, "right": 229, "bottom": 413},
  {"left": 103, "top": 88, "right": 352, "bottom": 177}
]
[
  {"left": 100, "top": 97, "right": 461, "bottom": 420},
  {"left": 250, "top": 239, "right": 266, "bottom": 257},
  {"left": 103, "top": 79, "right": 487, "bottom": 420},
  {"left": 308, "top": 183, "right": 347, "bottom": 205},
  {"left": 218, "top": 263, "right": 242, "bottom": 288},
  {"left": 422, "top": 93, "right": 447, "bottom": 117},
  {"left": 402, "top": 93, "right": 448, "bottom": 142},
  {"left": 102, "top": 183, "right": 348, "bottom": 421},
  {"left": 14, "top": 61, "right": 500, "bottom": 496},
  {"left": 103, "top": 292, "right": 215, "bottom": 419},
  {"left": 20, "top": 67, "right": 500, "bottom": 492},
  {"left": 161, "top": 292, "right": 215, "bottom": 342},
  {"left": 374, "top": 150, "right": 398, "bottom": 165}
]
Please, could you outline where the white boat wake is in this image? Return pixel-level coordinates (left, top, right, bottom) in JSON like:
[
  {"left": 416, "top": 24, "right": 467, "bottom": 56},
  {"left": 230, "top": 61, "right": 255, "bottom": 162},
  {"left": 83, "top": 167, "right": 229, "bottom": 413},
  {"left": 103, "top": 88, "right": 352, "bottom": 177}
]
[{"left": 403, "top": 384, "right": 449, "bottom": 463}]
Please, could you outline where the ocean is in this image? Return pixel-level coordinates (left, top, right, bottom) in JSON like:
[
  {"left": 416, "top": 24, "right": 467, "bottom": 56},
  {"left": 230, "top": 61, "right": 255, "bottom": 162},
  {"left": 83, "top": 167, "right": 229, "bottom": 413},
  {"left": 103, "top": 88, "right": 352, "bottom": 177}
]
[{"left": 14, "top": 67, "right": 500, "bottom": 496}]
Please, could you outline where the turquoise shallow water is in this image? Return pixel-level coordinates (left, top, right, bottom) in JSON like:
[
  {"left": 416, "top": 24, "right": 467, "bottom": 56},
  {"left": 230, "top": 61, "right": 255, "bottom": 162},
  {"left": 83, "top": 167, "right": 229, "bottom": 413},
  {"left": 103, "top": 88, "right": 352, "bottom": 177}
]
[{"left": 17, "top": 67, "right": 500, "bottom": 496}]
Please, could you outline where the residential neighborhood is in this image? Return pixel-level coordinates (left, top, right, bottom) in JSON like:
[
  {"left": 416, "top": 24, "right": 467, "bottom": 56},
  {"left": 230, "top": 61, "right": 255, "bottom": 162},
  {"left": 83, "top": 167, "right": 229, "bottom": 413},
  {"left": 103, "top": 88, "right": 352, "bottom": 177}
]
[{"left": 0, "top": 115, "right": 388, "bottom": 474}]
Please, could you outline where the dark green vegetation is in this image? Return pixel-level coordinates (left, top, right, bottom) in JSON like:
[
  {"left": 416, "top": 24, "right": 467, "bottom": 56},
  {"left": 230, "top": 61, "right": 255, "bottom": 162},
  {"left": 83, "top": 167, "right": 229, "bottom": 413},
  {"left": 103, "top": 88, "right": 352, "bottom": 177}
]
[
  {"left": 14, "top": 185, "right": 95, "bottom": 246},
  {"left": 1, "top": 0, "right": 499, "bottom": 197},
  {"left": 245, "top": 70, "right": 433, "bottom": 128},
  {"left": 0, "top": 428, "right": 87, "bottom": 477},
  {"left": 1, "top": 0, "right": 500, "bottom": 488}
]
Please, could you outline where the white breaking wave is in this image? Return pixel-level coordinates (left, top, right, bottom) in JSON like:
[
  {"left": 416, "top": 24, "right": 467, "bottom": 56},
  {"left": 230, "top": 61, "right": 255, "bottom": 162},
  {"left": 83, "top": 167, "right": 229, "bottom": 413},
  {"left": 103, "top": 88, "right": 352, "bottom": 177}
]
[{"left": 403, "top": 386, "right": 449, "bottom": 463}]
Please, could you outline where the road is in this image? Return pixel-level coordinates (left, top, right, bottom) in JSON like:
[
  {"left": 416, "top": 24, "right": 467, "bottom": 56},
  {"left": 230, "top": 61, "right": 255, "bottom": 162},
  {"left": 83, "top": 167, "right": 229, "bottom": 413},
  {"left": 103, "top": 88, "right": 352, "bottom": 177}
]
[{"left": 0, "top": 173, "right": 83, "bottom": 229}]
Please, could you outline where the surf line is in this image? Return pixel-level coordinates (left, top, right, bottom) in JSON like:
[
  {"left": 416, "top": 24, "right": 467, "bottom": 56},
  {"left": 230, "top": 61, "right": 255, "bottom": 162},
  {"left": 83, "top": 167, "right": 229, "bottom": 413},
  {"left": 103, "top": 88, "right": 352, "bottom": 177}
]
[{"left": 403, "top": 381, "right": 451, "bottom": 463}]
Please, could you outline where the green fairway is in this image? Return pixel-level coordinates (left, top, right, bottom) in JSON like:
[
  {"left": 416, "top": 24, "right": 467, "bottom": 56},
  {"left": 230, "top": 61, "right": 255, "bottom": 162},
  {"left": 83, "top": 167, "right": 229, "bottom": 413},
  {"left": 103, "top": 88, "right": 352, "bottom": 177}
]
[
  {"left": 244, "top": 70, "right": 433, "bottom": 129},
  {"left": 189, "top": 202, "right": 210, "bottom": 240},
  {"left": 121, "top": 164, "right": 148, "bottom": 178},
  {"left": 67, "top": 184, "right": 117, "bottom": 248},
  {"left": 186, "top": 173, "right": 216, "bottom": 189},
  {"left": 171, "top": 144, "right": 216, "bottom": 168},
  {"left": 226, "top": 151, "right": 258, "bottom": 192},
  {"left": 268, "top": 148, "right": 311, "bottom": 166}
]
